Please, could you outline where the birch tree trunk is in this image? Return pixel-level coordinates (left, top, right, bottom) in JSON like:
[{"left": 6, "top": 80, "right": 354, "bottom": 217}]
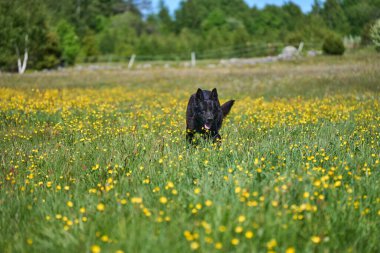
[
  {"left": 16, "top": 35, "right": 28, "bottom": 74},
  {"left": 17, "top": 48, "right": 28, "bottom": 74}
]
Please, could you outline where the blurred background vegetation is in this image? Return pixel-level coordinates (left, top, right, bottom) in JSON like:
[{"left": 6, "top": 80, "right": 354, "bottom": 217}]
[{"left": 0, "top": 0, "right": 379, "bottom": 71}]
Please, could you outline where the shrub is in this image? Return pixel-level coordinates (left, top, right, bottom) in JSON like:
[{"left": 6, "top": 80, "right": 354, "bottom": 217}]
[
  {"left": 322, "top": 34, "right": 345, "bottom": 55},
  {"left": 370, "top": 19, "right": 380, "bottom": 52}
]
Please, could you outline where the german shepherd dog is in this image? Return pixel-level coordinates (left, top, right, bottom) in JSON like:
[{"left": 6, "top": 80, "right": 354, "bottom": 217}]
[{"left": 186, "top": 88, "right": 235, "bottom": 143}]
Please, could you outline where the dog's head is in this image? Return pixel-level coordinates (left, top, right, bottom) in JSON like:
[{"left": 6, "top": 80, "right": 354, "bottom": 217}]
[{"left": 194, "top": 88, "right": 234, "bottom": 130}]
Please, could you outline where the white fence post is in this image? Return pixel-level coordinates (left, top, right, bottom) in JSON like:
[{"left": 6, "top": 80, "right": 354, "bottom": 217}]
[
  {"left": 298, "top": 42, "right": 304, "bottom": 53},
  {"left": 191, "top": 52, "right": 196, "bottom": 67},
  {"left": 128, "top": 54, "right": 136, "bottom": 69}
]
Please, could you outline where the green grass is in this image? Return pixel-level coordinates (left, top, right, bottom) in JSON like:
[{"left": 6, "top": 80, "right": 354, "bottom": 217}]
[{"left": 0, "top": 52, "right": 379, "bottom": 253}]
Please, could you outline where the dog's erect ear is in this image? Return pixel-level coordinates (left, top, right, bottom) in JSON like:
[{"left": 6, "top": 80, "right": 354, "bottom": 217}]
[
  {"left": 210, "top": 88, "right": 218, "bottom": 101},
  {"left": 195, "top": 88, "right": 204, "bottom": 101},
  {"left": 221, "top": 100, "right": 235, "bottom": 118}
]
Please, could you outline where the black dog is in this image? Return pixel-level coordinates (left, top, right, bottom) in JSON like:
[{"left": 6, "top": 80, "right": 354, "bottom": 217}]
[{"left": 186, "top": 88, "right": 234, "bottom": 143}]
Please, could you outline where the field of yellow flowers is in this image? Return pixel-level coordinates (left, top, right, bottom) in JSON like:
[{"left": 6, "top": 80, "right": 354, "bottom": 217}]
[{"left": 0, "top": 54, "right": 380, "bottom": 253}]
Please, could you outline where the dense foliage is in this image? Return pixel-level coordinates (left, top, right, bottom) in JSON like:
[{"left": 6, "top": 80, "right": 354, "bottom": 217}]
[
  {"left": 322, "top": 34, "right": 346, "bottom": 55},
  {"left": 370, "top": 19, "right": 380, "bottom": 51},
  {"left": 0, "top": 0, "right": 380, "bottom": 70}
]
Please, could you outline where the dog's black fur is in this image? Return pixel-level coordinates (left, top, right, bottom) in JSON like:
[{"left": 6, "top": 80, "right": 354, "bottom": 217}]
[{"left": 186, "top": 88, "right": 235, "bottom": 143}]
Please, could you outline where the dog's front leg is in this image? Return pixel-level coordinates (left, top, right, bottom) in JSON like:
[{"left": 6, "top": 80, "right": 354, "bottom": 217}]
[
  {"left": 186, "top": 129, "right": 195, "bottom": 144},
  {"left": 212, "top": 132, "right": 222, "bottom": 143}
]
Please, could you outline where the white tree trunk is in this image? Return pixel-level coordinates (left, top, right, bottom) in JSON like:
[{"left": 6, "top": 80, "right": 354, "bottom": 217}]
[
  {"left": 17, "top": 48, "right": 28, "bottom": 74},
  {"left": 16, "top": 35, "right": 28, "bottom": 74}
]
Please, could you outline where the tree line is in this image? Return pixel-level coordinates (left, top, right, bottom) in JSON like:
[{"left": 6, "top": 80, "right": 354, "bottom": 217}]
[{"left": 0, "top": 0, "right": 379, "bottom": 71}]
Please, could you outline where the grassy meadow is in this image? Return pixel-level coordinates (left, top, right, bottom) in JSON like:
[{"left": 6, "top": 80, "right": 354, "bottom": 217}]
[{"left": 0, "top": 52, "right": 380, "bottom": 253}]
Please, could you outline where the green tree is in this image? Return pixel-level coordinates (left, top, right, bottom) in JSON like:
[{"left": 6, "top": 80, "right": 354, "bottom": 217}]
[
  {"left": 250, "top": 5, "right": 287, "bottom": 41},
  {"left": 0, "top": 0, "right": 61, "bottom": 71},
  {"left": 175, "top": 0, "right": 209, "bottom": 31},
  {"left": 321, "top": 0, "right": 350, "bottom": 34},
  {"left": 98, "top": 29, "right": 116, "bottom": 54},
  {"left": 204, "top": 27, "right": 227, "bottom": 58},
  {"left": 35, "top": 32, "right": 61, "bottom": 70},
  {"left": 81, "top": 31, "right": 100, "bottom": 62},
  {"left": 57, "top": 20, "right": 81, "bottom": 65},
  {"left": 342, "top": 0, "right": 380, "bottom": 35},
  {"left": 282, "top": 2, "right": 304, "bottom": 32},
  {"left": 175, "top": 0, "right": 249, "bottom": 32},
  {"left": 45, "top": 0, "right": 137, "bottom": 35},
  {"left": 201, "top": 9, "right": 226, "bottom": 31},
  {"left": 157, "top": 0, "right": 173, "bottom": 33},
  {"left": 232, "top": 26, "right": 251, "bottom": 56},
  {"left": 97, "top": 12, "right": 140, "bottom": 56},
  {"left": 177, "top": 28, "right": 200, "bottom": 55},
  {"left": 311, "top": 0, "right": 323, "bottom": 14}
]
